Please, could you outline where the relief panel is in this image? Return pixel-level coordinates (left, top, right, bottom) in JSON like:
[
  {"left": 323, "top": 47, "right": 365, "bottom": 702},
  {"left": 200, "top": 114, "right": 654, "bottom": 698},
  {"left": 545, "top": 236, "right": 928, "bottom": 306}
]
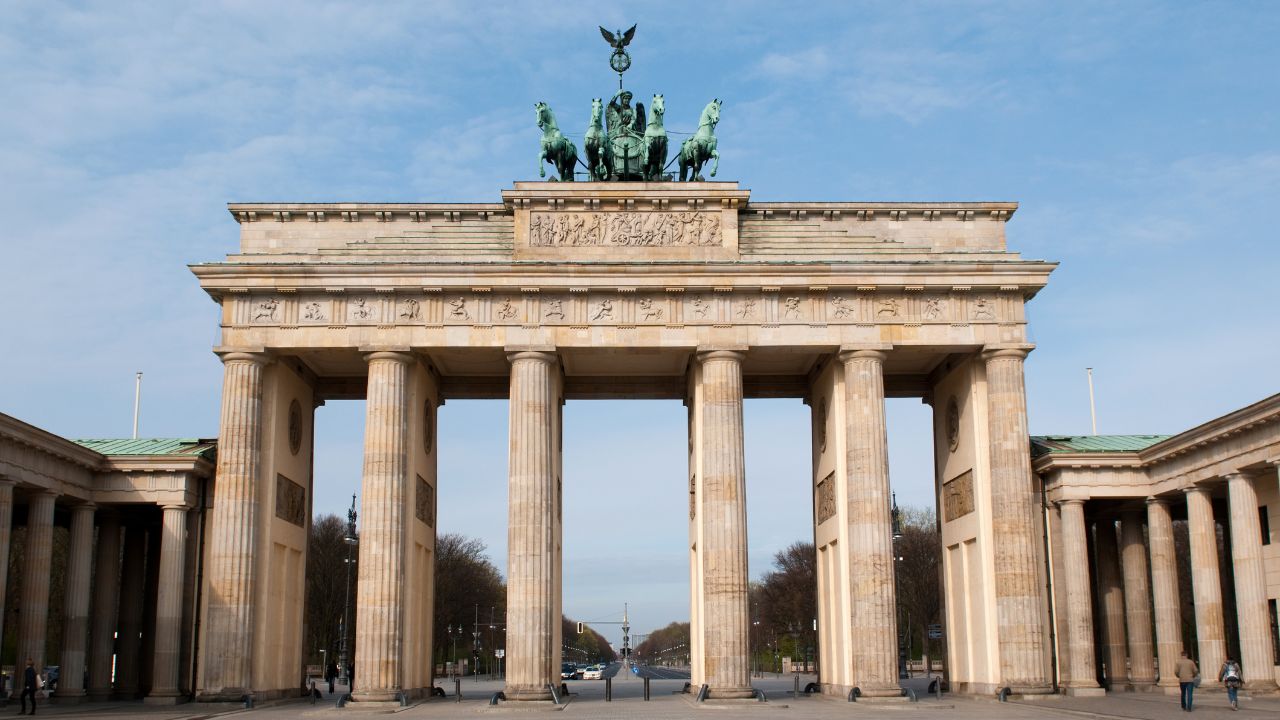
[{"left": 528, "top": 211, "right": 722, "bottom": 247}]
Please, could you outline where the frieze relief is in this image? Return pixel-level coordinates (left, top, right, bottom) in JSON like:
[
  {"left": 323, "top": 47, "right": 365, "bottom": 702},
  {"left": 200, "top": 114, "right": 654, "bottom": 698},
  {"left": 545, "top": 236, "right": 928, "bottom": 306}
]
[
  {"left": 239, "top": 289, "right": 1018, "bottom": 327},
  {"left": 816, "top": 472, "right": 836, "bottom": 524},
  {"left": 528, "top": 211, "right": 722, "bottom": 247},
  {"left": 275, "top": 473, "right": 306, "bottom": 527}
]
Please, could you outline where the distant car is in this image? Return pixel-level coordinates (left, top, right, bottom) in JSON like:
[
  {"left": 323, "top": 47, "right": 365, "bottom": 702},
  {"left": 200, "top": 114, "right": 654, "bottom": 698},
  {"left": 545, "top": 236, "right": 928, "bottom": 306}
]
[
  {"left": 583, "top": 665, "right": 603, "bottom": 680},
  {"left": 42, "top": 666, "right": 59, "bottom": 692},
  {"left": 560, "top": 662, "right": 579, "bottom": 680}
]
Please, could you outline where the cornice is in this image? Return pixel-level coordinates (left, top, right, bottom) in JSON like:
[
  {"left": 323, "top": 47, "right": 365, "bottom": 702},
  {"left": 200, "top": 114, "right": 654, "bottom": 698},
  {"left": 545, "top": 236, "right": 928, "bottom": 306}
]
[
  {"left": 1137, "top": 393, "right": 1280, "bottom": 467},
  {"left": 0, "top": 413, "right": 106, "bottom": 471}
]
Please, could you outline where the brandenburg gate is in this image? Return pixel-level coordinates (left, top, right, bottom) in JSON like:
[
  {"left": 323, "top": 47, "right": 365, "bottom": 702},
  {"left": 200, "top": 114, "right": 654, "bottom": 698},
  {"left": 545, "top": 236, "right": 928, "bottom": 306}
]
[{"left": 190, "top": 180, "right": 1058, "bottom": 702}]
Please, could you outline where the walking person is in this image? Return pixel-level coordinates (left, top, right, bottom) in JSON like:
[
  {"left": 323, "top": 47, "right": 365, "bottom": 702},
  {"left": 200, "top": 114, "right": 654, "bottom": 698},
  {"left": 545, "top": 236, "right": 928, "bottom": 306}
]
[
  {"left": 326, "top": 662, "right": 338, "bottom": 694},
  {"left": 18, "top": 659, "right": 38, "bottom": 715},
  {"left": 1175, "top": 650, "right": 1200, "bottom": 712},
  {"left": 1219, "top": 656, "right": 1243, "bottom": 710}
]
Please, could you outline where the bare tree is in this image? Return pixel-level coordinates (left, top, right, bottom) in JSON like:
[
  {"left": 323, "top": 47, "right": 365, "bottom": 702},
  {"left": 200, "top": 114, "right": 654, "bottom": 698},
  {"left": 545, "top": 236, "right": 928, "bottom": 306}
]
[
  {"left": 894, "top": 506, "right": 941, "bottom": 665},
  {"left": 432, "top": 533, "right": 506, "bottom": 670},
  {"left": 304, "top": 514, "right": 351, "bottom": 666}
]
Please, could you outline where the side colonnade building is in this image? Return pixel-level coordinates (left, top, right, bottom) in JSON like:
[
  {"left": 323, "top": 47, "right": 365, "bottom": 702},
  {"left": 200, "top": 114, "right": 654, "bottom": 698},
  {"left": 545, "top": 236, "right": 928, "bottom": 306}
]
[
  {"left": 0, "top": 414, "right": 213, "bottom": 703},
  {"left": 1037, "top": 393, "right": 1280, "bottom": 694}
]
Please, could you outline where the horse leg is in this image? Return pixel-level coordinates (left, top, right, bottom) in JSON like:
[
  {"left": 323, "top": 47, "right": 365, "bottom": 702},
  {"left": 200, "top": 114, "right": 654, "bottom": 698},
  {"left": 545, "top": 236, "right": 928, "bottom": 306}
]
[
  {"left": 709, "top": 148, "right": 719, "bottom": 178},
  {"left": 539, "top": 148, "right": 546, "bottom": 178}
]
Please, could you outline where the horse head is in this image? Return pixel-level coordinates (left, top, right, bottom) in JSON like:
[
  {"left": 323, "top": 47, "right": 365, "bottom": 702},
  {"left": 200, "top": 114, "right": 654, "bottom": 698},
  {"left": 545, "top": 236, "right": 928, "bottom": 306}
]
[
  {"left": 590, "top": 98, "right": 603, "bottom": 126},
  {"left": 535, "top": 101, "right": 554, "bottom": 131},
  {"left": 650, "top": 94, "right": 665, "bottom": 122},
  {"left": 701, "top": 99, "right": 721, "bottom": 128}
]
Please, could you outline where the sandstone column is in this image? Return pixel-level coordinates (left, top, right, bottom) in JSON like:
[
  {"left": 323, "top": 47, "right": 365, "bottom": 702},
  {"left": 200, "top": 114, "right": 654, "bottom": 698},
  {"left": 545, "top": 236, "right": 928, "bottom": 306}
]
[
  {"left": 0, "top": 480, "right": 14, "bottom": 662},
  {"left": 1094, "top": 519, "right": 1127, "bottom": 689},
  {"left": 17, "top": 491, "right": 57, "bottom": 672},
  {"left": 1057, "top": 500, "right": 1101, "bottom": 693},
  {"left": 1225, "top": 473, "right": 1278, "bottom": 691},
  {"left": 201, "top": 351, "right": 267, "bottom": 698},
  {"left": 353, "top": 351, "right": 413, "bottom": 703},
  {"left": 839, "top": 349, "right": 899, "bottom": 696},
  {"left": 1184, "top": 485, "right": 1225, "bottom": 684},
  {"left": 505, "top": 350, "right": 561, "bottom": 701},
  {"left": 147, "top": 504, "right": 189, "bottom": 702},
  {"left": 693, "top": 350, "right": 752, "bottom": 698},
  {"left": 1145, "top": 497, "right": 1182, "bottom": 692},
  {"left": 981, "top": 348, "right": 1051, "bottom": 692},
  {"left": 88, "top": 514, "right": 122, "bottom": 698},
  {"left": 58, "top": 503, "right": 96, "bottom": 701},
  {"left": 1119, "top": 513, "right": 1155, "bottom": 689},
  {"left": 115, "top": 525, "right": 148, "bottom": 697}
]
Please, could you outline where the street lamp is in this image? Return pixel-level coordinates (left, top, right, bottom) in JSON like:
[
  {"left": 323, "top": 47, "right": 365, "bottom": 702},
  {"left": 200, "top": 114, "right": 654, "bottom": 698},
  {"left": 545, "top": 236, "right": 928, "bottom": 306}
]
[{"left": 340, "top": 493, "right": 358, "bottom": 684}]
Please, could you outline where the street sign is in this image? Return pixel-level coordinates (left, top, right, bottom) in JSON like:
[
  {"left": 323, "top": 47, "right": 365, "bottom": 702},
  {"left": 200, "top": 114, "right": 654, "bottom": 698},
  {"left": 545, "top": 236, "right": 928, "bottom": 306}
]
[
  {"left": 495, "top": 649, "right": 505, "bottom": 658},
  {"left": 927, "top": 624, "right": 943, "bottom": 639}
]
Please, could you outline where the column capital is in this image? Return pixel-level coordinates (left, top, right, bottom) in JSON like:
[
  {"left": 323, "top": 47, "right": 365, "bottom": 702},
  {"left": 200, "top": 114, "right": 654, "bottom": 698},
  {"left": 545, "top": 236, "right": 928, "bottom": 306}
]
[
  {"left": 980, "top": 345, "right": 1034, "bottom": 362},
  {"left": 159, "top": 502, "right": 190, "bottom": 512},
  {"left": 1222, "top": 471, "right": 1250, "bottom": 483},
  {"left": 215, "top": 349, "right": 271, "bottom": 365},
  {"left": 837, "top": 347, "right": 889, "bottom": 364},
  {"left": 1183, "top": 483, "right": 1213, "bottom": 497},
  {"left": 70, "top": 501, "right": 96, "bottom": 513},
  {"left": 506, "top": 349, "right": 558, "bottom": 366},
  {"left": 1056, "top": 498, "right": 1086, "bottom": 509},
  {"left": 1145, "top": 495, "right": 1171, "bottom": 507},
  {"left": 362, "top": 349, "right": 414, "bottom": 365},
  {"left": 695, "top": 347, "right": 747, "bottom": 364}
]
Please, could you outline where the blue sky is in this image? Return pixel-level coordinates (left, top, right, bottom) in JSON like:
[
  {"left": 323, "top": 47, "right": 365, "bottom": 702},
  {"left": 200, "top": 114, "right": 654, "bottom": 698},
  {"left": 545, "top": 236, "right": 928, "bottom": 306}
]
[{"left": 2, "top": 1, "right": 1277, "bottom": 648}]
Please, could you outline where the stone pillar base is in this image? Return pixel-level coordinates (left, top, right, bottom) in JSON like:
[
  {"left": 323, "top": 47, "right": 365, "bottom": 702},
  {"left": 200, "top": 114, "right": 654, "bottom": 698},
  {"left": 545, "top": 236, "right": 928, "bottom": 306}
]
[
  {"left": 502, "top": 686, "right": 555, "bottom": 702},
  {"left": 1126, "top": 682, "right": 1158, "bottom": 692},
  {"left": 706, "top": 687, "right": 756, "bottom": 699},
  {"left": 351, "top": 690, "right": 401, "bottom": 703},
  {"left": 1063, "top": 686, "right": 1107, "bottom": 697},
  {"left": 51, "top": 693, "right": 86, "bottom": 705},
  {"left": 143, "top": 694, "right": 187, "bottom": 705},
  {"left": 1156, "top": 683, "right": 1182, "bottom": 695},
  {"left": 1007, "top": 685, "right": 1055, "bottom": 696},
  {"left": 195, "top": 689, "right": 250, "bottom": 703}
]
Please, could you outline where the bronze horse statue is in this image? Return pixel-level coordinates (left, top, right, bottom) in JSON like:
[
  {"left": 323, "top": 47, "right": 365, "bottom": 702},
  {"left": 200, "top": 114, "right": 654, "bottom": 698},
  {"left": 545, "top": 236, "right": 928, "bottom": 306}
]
[
  {"left": 641, "top": 94, "right": 668, "bottom": 181},
  {"left": 536, "top": 101, "right": 578, "bottom": 181},
  {"left": 679, "top": 99, "right": 721, "bottom": 182},
  {"left": 584, "top": 98, "right": 611, "bottom": 181}
]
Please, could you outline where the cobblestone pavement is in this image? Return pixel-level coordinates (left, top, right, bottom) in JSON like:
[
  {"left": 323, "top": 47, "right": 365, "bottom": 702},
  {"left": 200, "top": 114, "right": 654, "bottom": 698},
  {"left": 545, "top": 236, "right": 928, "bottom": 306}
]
[{"left": 14, "top": 673, "right": 1280, "bottom": 720}]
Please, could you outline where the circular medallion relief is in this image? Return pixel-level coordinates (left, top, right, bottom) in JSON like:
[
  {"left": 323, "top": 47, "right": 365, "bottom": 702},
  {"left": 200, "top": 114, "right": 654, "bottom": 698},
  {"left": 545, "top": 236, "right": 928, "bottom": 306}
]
[
  {"left": 288, "top": 399, "right": 303, "bottom": 456},
  {"left": 946, "top": 397, "right": 961, "bottom": 453},
  {"left": 816, "top": 398, "right": 828, "bottom": 454},
  {"left": 423, "top": 400, "right": 434, "bottom": 454}
]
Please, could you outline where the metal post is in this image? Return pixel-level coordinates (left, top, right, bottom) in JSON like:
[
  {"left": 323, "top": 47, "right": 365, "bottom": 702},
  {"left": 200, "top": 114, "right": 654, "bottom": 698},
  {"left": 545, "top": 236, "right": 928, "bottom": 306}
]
[
  {"left": 605, "top": 677, "right": 611, "bottom": 702},
  {"left": 340, "top": 494, "right": 357, "bottom": 685},
  {"left": 1087, "top": 367, "right": 1098, "bottom": 434},
  {"left": 132, "top": 371, "right": 143, "bottom": 438},
  {"left": 643, "top": 675, "right": 650, "bottom": 701},
  {"left": 454, "top": 677, "right": 461, "bottom": 702}
]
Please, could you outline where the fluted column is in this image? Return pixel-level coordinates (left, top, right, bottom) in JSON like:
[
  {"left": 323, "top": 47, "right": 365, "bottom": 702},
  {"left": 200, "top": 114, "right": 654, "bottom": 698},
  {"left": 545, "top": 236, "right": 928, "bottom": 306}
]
[
  {"left": 0, "top": 480, "right": 14, "bottom": 665},
  {"left": 839, "top": 349, "right": 899, "bottom": 696},
  {"left": 1225, "top": 473, "right": 1278, "bottom": 692},
  {"left": 1058, "top": 500, "right": 1101, "bottom": 692},
  {"left": 17, "top": 491, "right": 57, "bottom": 672},
  {"left": 58, "top": 503, "right": 96, "bottom": 701},
  {"left": 695, "top": 350, "right": 752, "bottom": 698},
  {"left": 504, "top": 351, "right": 561, "bottom": 701},
  {"left": 1094, "top": 519, "right": 1127, "bottom": 688},
  {"left": 1146, "top": 498, "right": 1182, "bottom": 692},
  {"left": 201, "top": 351, "right": 267, "bottom": 698},
  {"left": 147, "top": 505, "right": 189, "bottom": 702},
  {"left": 88, "top": 514, "right": 122, "bottom": 698},
  {"left": 981, "top": 348, "right": 1052, "bottom": 692},
  {"left": 1119, "top": 513, "right": 1155, "bottom": 689},
  {"left": 1184, "top": 485, "right": 1225, "bottom": 685},
  {"left": 353, "top": 351, "right": 413, "bottom": 703},
  {"left": 115, "top": 525, "right": 148, "bottom": 697}
]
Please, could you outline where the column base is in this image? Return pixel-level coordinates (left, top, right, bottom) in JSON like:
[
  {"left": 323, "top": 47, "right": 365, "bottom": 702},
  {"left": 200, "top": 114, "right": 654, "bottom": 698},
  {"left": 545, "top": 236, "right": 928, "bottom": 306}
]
[
  {"left": 1243, "top": 681, "right": 1280, "bottom": 695},
  {"left": 350, "top": 689, "right": 401, "bottom": 703},
  {"left": 502, "top": 685, "right": 555, "bottom": 702},
  {"left": 1125, "top": 681, "right": 1158, "bottom": 692},
  {"left": 1062, "top": 685, "right": 1107, "bottom": 697},
  {"left": 706, "top": 686, "right": 756, "bottom": 699},
  {"left": 51, "top": 692, "right": 86, "bottom": 705},
  {"left": 144, "top": 693, "right": 187, "bottom": 705},
  {"left": 1006, "top": 684, "right": 1055, "bottom": 696},
  {"left": 1156, "top": 682, "right": 1182, "bottom": 695}
]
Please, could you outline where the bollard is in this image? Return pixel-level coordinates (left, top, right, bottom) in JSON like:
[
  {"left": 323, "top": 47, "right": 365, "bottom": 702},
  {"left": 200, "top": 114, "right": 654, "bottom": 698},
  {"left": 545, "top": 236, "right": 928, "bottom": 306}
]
[
  {"left": 794, "top": 674, "right": 800, "bottom": 697},
  {"left": 605, "top": 677, "right": 612, "bottom": 702},
  {"left": 455, "top": 677, "right": 462, "bottom": 702},
  {"left": 643, "top": 675, "right": 651, "bottom": 701}
]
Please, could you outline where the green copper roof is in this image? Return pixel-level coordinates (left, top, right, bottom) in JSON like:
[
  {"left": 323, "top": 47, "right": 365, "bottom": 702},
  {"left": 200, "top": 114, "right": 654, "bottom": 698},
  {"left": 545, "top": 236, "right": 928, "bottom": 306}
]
[
  {"left": 1030, "top": 435, "right": 1171, "bottom": 456},
  {"left": 73, "top": 438, "right": 217, "bottom": 460}
]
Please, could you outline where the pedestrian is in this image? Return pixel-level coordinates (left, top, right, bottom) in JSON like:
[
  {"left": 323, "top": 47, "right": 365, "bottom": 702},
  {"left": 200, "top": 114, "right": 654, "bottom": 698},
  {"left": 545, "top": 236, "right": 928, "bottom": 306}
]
[
  {"left": 1218, "top": 655, "right": 1242, "bottom": 710},
  {"left": 19, "top": 658, "right": 37, "bottom": 715},
  {"left": 348, "top": 663, "right": 355, "bottom": 692},
  {"left": 326, "top": 662, "right": 338, "bottom": 694},
  {"left": 1174, "top": 650, "right": 1199, "bottom": 711}
]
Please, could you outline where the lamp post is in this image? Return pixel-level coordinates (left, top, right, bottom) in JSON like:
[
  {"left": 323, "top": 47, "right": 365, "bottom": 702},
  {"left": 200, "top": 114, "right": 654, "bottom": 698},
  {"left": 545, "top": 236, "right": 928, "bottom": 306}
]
[{"left": 339, "top": 493, "right": 358, "bottom": 684}]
